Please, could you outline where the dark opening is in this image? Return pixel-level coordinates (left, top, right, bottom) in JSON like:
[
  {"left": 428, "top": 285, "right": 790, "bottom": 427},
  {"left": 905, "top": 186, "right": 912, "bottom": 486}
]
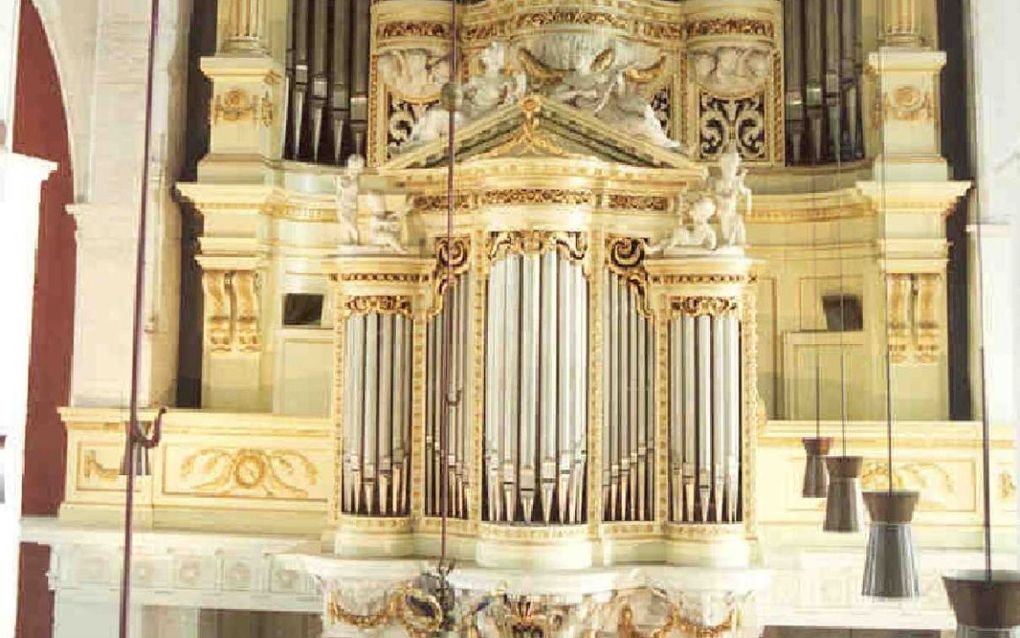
[
  {"left": 284, "top": 294, "right": 325, "bottom": 326},
  {"left": 822, "top": 294, "right": 863, "bottom": 331}
]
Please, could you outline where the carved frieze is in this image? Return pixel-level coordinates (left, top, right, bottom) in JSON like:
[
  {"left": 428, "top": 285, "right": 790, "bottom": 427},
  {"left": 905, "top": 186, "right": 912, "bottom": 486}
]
[
  {"left": 488, "top": 230, "right": 588, "bottom": 264},
  {"left": 344, "top": 295, "right": 414, "bottom": 317},
  {"left": 669, "top": 296, "right": 740, "bottom": 318}
]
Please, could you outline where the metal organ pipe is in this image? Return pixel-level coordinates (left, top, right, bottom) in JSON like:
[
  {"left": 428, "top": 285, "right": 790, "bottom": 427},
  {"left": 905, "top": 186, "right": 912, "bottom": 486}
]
[
  {"left": 285, "top": 0, "right": 371, "bottom": 164},
  {"left": 484, "top": 251, "right": 588, "bottom": 524},
  {"left": 667, "top": 310, "right": 742, "bottom": 525},
  {"left": 426, "top": 278, "right": 472, "bottom": 519},
  {"left": 601, "top": 272, "right": 655, "bottom": 522},
  {"left": 341, "top": 312, "right": 412, "bottom": 517}
]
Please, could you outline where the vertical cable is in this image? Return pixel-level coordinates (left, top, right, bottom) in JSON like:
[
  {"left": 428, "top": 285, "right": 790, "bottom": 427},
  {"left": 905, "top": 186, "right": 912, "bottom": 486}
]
[
  {"left": 119, "top": 0, "right": 160, "bottom": 636},
  {"left": 877, "top": 39, "right": 895, "bottom": 498},
  {"left": 439, "top": 0, "right": 459, "bottom": 564}
]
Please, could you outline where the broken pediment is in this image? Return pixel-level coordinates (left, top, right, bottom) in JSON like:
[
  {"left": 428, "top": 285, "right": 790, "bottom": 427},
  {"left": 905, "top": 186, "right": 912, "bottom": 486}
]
[{"left": 381, "top": 95, "right": 706, "bottom": 174}]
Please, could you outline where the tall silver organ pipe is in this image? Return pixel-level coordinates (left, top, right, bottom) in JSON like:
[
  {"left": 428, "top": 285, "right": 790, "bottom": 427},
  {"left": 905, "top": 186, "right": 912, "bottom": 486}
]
[
  {"left": 286, "top": 0, "right": 371, "bottom": 164},
  {"left": 484, "top": 251, "right": 588, "bottom": 524},
  {"left": 667, "top": 310, "right": 741, "bottom": 524},
  {"left": 426, "top": 277, "right": 472, "bottom": 519},
  {"left": 784, "top": 0, "right": 864, "bottom": 163},
  {"left": 341, "top": 312, "right": 413, "bottom": 517},
  {"left": 602, "top": 273, "right": 655, "bottom": 522}
]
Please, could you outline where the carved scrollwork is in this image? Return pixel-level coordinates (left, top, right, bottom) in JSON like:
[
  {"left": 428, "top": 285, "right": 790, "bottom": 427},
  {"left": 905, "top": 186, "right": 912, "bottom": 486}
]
[
  {"left": 669, "top": 296, "right": 740, "bottom": 318},
  {"left": 201, "top": 269, "right": 261, "bottom": 353},
  {"left": 488, "top": 231, "right": 588, "bottom": 264},
  {"left": 434, "top": 236, "right": 472, "bottom": 298},
  {"left": 607, "top": 236, "right": 651, "bottom": 318},
  {"left": 345, "top": 296, "right": 414, "bottom": 317},
  {"left": 376, "top": 21, "right": 450, "bottom": 41},
  {"left": 651, "top": 86, "right": 673, "bottom": 139},
  {"left": 481, "top": 189, "right": 596, "bottom": 207},
  {"left": 698, "top": 93, "right": 766, "bottom": 161}
]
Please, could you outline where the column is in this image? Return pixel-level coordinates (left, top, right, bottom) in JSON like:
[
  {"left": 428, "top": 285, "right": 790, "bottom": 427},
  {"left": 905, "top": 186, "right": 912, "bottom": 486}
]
[
  {"left": 201, "top": 0, "right": 283, "bottom": 181},
  {"left": 881, "top": 0, "right": 921, "bottom": 48},
  {"left": 222, "top": 0, "right": 268, "bottom": 54},
  {"left": 0, "top": 149, "right": 55, "bottom": 638}
]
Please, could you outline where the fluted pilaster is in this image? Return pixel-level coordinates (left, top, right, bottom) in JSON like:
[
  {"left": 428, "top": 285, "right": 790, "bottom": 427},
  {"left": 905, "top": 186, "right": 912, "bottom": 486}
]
[{"left": 223, "top": 0, "right": 268, "bottom": 54}]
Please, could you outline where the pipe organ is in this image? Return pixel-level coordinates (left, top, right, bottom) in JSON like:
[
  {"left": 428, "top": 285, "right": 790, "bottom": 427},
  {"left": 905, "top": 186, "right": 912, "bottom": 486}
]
[
  {"left": 483, "top": 237, "right": 589, "bottom": 526},
  {"left": 784, "top": 0, "right": 864, "bottom": 164}
]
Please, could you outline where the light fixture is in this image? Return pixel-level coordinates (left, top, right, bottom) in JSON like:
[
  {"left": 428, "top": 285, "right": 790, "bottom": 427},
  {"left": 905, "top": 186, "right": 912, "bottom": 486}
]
[
  {"left": 823, "top": 455, "right": 863, "bottom": 532},
  {"left": 861, "top": 489, "right": 920, "bottom": 598},
  {"left": 861, "top": 47, "right": 919, "bottom": 599},
  {"left": 118, "top": 408, "right": 166, "bottom": 478},
  {"left": 821, "top": 91, "right": 862, "bottom": 533},
  {"left": 801, "top": 175, "right": 831, "bottom": 500}
]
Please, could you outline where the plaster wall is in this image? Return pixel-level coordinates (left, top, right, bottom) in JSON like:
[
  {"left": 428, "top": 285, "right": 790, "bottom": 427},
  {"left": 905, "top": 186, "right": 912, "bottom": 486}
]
[{"left": 29, "top": 0, "right": 193, "bottom": 408}]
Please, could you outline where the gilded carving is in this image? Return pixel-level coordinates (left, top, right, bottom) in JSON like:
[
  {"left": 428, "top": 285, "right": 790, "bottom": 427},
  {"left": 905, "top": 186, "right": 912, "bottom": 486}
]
[
  {"left": 232, "top": 270, "right": 260, "bottom": 352},
  {"left": 685, "top": 18, "right": 775, "bottom": 39},
  {"left": 345, "top": 296, "right": 414, "bottom": 317},
  {"left": 82, "top": 450, "right": 120, "bottom": 481},
  {"left": 883, "top": 85, "right": 935, "bottom": 123},
  {"left": 482, "top": 189, "right": 595, "bottom": 207},
  {"left": 887, "top": 274, "right": 912, "bottom": 363},
  {"left": 202, "top": 270, "right": 232, "bottom": 352},
  {"left": 607, "top": 194, "right": 670, "bottom": 212},
  {"left": 1001, "top": 471, "right": 1016, "bottom": 500},
  {"left": 914, "top": 273, "right": 940, "bottom": 363},
  {"left": 376, "top": 22, "right": 450, "bottom": 41},
  {"left": 212, "top": 89, "right": 273, "bottom": 126},
  {"left": 327, "top": 585, "right": 443, "bottom": 638},
  {"left": 669, "top": 296, "right": 739, "bottom": 317},
  {"left": 861, "top": 459, "right": 954, "bottom": 509},
  {"left": 180, "top": 448, "right": 318, "bottom": 498},
  {"left": 488, "top": 231, "right": 588, "bottom": 264},
  {"left": 607, "top": 236, "right": 651, "bottom": 316}
]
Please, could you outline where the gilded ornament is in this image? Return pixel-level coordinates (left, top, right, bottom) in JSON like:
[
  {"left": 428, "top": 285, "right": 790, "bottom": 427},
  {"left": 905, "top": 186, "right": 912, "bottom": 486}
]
[
  {"left": 212, "top": 89, "right": 272, "bottom": 126},
  {"left": 1001, "top": 471, "right": 1016, "bottom": 500},
  {"left": 861, "top": 459, "right": 954, "bottom": 509},
  {"left": 488, "top": 230, "right": 588, "bottom": 264},
  {"left": 607, "top": 236, "right": 652, "bottom": 317},
  {"left": 882, "top": 85, "right": 934, "bottom": 123},
  {"left": 669, "top": 296, "right": 740, "bottom": 317},
  {"left": 180, "top": 448, "right": 318, "bottom": 498},
  {"left": 607, "top": 194, "right": 670, "bottom": 212},
  {"left": 345, "top": 296, "right": 414, "bottom": 317},
  {"left": 82, "top": 450, "right": 120, "bottom": 481},
  {"left": 376, "top": 21, "right": 451, "bottom": 41},
  {"left": 684, "top": 18, "right": 774, "bottom": 40}
]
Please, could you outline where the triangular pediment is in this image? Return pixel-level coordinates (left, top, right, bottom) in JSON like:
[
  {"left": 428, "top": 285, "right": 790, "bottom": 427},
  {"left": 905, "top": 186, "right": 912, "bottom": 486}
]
[{"left": 382, "top": 95, "right": 702, "bottom": 173}]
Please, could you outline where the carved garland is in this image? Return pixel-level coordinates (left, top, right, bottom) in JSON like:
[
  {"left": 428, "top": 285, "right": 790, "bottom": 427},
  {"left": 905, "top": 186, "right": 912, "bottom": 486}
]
[{"left": 327, "top": 586, "right": 443, "bottom": 638}]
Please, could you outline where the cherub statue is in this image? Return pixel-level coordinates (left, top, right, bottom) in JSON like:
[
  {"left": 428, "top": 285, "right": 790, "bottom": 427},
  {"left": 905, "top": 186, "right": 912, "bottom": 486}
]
[
  {"left": 334, "top": 154, "right": 364, "bottom": 244},
  {"left": 377, "top": 49, "right": 450, "bottom": 101},
  {"left": 651, "top": 195, "right": 717, "bottom": 253},
  {"left": 407, "top": 41, "right": 524, "bottom": 145},
  {"left": 517, "top": 43, "right": 681, "bottom": 150},
  {"left": 712, "top": 144, "right": 751, "bottom": 247},
  {"left": 365, "top": 196, "right": 409, "bottom": 254}
]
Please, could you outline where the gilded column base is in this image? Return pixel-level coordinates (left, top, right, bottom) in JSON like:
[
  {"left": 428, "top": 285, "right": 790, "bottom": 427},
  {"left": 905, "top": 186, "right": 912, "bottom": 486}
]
[{"left": 665, "top": 523, "right": 752, "bottom": 568}]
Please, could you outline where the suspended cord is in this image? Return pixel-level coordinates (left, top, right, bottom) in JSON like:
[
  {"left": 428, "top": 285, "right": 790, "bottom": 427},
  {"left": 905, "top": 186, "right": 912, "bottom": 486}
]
[
  {"left": 810, "top": 172, "right": 821, "bottom": 442},
  {"left": 877, "top": 41, "right": 895, "bottom": 498},
  {"left": 439, "top": 0, "right": 460, "bottom": 567},
  {"left": 834, "top": 88, "right": 848, "bottom": 458},
  {"left": 119, "top": 0, "right": 160, "bottom": 636}
]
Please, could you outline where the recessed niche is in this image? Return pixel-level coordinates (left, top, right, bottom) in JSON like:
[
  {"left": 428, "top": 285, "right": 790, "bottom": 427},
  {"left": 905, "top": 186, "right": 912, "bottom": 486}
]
[
  {"left": 283, "top": 293, "right": 325, "bottom": 326},
  {"left": 822, "top": 294, "right": 863, "bottom": 331}
]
